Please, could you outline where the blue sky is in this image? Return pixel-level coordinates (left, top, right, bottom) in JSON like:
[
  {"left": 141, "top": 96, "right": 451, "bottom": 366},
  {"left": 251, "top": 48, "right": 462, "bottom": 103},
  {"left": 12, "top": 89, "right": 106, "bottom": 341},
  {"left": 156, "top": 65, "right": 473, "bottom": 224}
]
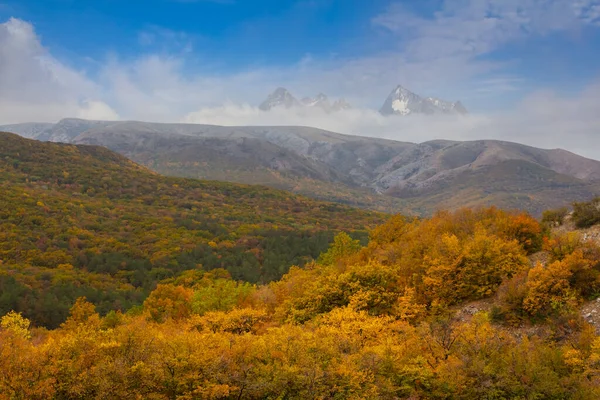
[
  {"left": 0, "top": 0, "right": 600, "bottom": 155},
  {"left": 1, "top": 0, "right": 392, "bottom": 66}
]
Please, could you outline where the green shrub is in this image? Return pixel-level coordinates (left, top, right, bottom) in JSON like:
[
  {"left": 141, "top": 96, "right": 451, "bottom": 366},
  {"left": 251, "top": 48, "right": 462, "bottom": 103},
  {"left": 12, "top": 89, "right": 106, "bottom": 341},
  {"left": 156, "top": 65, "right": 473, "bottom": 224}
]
[
  {"left": 572, "top": 197, "right": 600, "bottom": 228},
  {"left": 541, "top": 207, "right": 568, "bottom": 227}
]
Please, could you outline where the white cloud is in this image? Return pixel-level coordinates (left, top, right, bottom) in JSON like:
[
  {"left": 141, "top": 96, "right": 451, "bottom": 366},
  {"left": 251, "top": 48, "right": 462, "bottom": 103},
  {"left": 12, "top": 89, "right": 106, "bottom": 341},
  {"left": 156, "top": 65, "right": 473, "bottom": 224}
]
[
  {"left": 98, "top": 55, "right": 289, "bottom": 121},
  {"left": 374, "top": 0, "right": 599, "bottom": 57},
  {"left": 574, "top": 0, "right": 600, "bottom": 24},
  {"left": 76, "top": 100, "right": 119, "bottom": 120},
  {"left": 0, "top": 18, "right": 119, "bottom": 124},
  {"left": 367, "top": 0, "right": 600, "bottom": 99}
]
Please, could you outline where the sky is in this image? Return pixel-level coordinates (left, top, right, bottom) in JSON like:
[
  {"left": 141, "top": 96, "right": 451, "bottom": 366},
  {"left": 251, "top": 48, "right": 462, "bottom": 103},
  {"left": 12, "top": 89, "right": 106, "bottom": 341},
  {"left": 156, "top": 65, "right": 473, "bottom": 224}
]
[{"left": 1, "top": 0, "right": 600, "bottom": 157}]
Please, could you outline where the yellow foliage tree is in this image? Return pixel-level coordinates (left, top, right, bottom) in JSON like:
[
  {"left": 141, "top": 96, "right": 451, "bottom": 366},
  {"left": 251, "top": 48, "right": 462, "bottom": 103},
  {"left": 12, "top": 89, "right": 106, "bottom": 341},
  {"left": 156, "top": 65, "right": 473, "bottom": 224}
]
[
  {"left": 144, "top": 284, "right": 194, "bottom": 322},
  {"left": 423, "top": 230, "right": 528, "bottom": 304},
  {"left": 0, "top": 311, "right": 31, "bottom": 340},
  {"left": 523, "top": 261, "right": 578, "bottom": 317},
  {"left": 62, "top": 297, "right": 101, "bottom": 330},
  {"left": 317, "top": 231, "right": 362, "bottom": 266}
]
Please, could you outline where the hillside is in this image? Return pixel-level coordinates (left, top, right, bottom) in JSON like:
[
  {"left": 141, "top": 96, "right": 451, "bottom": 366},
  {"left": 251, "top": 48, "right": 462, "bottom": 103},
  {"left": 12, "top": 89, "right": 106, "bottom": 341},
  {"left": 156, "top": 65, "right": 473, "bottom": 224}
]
[
  {"left": 4, "top": 118, "right": 599, "bottom": 216},
  {"left": 0, "top": 132, "right": 385, "bottom": 327},
  {"left": 70, "top": 121, "right": 416, "bottom": 213},
  {"left": 3, "top": 204, "right": 600, "bottom": 399}
]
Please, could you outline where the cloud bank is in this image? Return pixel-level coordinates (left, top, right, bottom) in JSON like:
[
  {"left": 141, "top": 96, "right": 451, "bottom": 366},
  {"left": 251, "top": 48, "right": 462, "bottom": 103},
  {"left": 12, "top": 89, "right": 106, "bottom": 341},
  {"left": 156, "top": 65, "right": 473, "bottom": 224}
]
[
  {"left": 183, "top": 81, "right": 600, "bottom": 160},
  {"left": 0, "top": 0, "right": 599, "bottom": 158},
  {"left": 0, "top": 18, "right": 118, "bottom": 122}
]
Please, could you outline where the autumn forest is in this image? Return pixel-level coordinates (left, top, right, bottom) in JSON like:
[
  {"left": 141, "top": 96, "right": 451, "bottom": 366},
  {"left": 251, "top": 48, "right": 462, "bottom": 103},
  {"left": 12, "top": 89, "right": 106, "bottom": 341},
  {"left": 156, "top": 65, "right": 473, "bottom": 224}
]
[{"left": 2, "top": 132, "right": 600, "bottom": 399}]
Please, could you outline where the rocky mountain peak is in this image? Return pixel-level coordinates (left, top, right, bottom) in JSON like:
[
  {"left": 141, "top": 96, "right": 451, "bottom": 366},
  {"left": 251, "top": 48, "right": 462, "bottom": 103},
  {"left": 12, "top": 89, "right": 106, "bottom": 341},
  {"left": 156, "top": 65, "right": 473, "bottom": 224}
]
[
  {"left": 260, "top": 88, "right": 351, "bottom": 113},
  {"left": 259, "top": 87, "right": 301, "bottom": 111},
  {"left": 301, "top": 93, "right": 329, "bottom": 108},
  {"left": 380, "top": 85, "right": 468, "bottom": 116}
]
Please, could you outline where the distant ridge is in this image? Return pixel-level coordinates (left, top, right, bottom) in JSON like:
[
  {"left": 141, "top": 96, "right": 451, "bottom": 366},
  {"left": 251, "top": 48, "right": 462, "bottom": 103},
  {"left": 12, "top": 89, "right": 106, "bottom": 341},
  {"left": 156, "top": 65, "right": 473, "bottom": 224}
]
[{"left": 2, "top": 118, "right": 599, "bottom": 216}]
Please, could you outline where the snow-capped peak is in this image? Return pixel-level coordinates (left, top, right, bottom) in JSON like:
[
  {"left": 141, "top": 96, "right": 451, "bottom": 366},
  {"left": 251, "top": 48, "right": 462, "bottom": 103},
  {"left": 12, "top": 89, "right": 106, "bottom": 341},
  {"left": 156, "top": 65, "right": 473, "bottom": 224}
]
[
  {"left": 380, "top": 85, "right": 468, "bottom": 116},
  {"left": 380, "top": 85, "right": 426, "bottom": 116}
]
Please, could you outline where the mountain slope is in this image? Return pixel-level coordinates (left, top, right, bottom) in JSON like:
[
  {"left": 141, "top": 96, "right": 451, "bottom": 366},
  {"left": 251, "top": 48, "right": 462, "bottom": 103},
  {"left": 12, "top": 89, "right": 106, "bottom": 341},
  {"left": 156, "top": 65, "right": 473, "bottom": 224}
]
[
  {"left": 1, "top": 118, "right": 115, "bottom": 142},
  {"left": 39, "top": 118, "right": 116, "bottom": 142},
  {"left": 69, "top": 120, "right": 415, "bottom": 212},
  {"left": 0, "top": 131, "right": 385, "bottom": 327},
  {"left": 376, "top": 140, "right": 600, "bottom": 191},
  {"left": 0, "top": 122, "right": 54, "bottom": 139},
  {"left": 3, "top": 119, "right": 600, "bottom": 216},
  {"left": 376, "top": 140, "right": 600, "bottom": 215}
]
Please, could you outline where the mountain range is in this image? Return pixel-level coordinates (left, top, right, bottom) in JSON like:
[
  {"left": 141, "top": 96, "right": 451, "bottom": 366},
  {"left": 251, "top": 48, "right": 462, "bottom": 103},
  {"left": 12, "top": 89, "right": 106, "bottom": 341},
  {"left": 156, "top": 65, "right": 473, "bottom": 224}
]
[
  {"left": 259, "top": 87, "right": 352, "bottom": 113},
  {"left": 2, "top": 118, "right": 599, "bottom": 216},
  {"left": 258, "top": 84, "right": 467, "bottom": 116}
]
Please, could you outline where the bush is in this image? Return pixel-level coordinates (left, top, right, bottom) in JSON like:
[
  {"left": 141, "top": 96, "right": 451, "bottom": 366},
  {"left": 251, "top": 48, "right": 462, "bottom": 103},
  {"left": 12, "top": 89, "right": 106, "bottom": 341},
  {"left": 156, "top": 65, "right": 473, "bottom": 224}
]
[
  {"left": 541, "top": 207, "right": 568, "bottom": 227},
  {"left": 572, "top": 197, "right": 600, "bottom": 228},
  {"left": 494, "top": 272, "right": 529, "bottom": 325}
]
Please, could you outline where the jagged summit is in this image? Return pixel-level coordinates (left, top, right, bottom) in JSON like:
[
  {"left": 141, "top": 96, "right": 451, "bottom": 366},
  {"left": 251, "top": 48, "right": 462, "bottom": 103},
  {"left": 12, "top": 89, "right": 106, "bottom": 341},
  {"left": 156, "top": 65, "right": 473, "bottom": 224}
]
[
  {"left": 301, "top": 93, "right": 329, "bottom": 108},
  {"left": 255, "top": 85, "right": 463, "bottom": 116},
  {"left": 380, "top": 85, "right": 426, "bottom": 116},
  {"left": 259, "top": 88, "right": 351, "bottom": 113},
  {"left": 380, "top": 85, "right": 468, "bottom": 116},
  {"left": 259, "top": 87, "right": 301, "bottom": 111}
]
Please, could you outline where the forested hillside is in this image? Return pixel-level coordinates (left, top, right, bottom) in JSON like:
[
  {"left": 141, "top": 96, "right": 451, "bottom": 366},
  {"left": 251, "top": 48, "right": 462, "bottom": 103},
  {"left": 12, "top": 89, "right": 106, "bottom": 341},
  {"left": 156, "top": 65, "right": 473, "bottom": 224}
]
[
  {"left": 6, "top": 118, "right": 600, "bottom": 216},
  {"left": 3, "top": 206, "right": 600, "bottom": 399},
  {"left": 0, "top": 132, "right": 385, "bottom": 328},
  {"left": 3, "top": 132, "right": 600, "bottom": 399}
]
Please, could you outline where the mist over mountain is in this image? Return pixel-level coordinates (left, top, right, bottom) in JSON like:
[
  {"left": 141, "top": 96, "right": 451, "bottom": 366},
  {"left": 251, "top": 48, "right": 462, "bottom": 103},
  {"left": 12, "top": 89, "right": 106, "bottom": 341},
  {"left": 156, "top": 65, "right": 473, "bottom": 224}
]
[{"left": 257, "top": 84, "right": 465, "bottom": 117}]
